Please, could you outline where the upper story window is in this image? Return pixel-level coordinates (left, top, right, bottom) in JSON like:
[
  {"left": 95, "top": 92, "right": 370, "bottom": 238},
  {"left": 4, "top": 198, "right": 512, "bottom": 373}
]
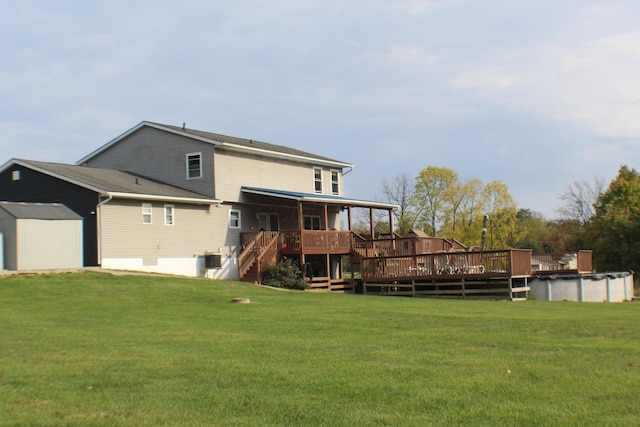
[
  {"left": 229, "top": 209, "right": 241, "bottom": 229},
  {"left": 142, "top": 203, "right": 152, "bottom": 224},
  {"left": 331, "top": 169, "right": 340, "bottom": 195},
  {"left": 313, "top": 167, "right": 323, "bottom": 194},
  {"left": 186, "top": 152, "right": 202, "bottom": 179},
  {"left": 164, "top": 204, "right": 175, "bottom": 225},
  {"left": 12, "top": 170, "right": 20, "bottom": 181}
]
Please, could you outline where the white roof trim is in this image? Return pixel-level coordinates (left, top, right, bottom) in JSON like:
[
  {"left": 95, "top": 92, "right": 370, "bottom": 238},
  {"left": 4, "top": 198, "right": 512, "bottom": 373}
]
[
  {"left": 218, "top": 143, "right": 353, "bottom": 168},
  {"left": 107, "top": 192, "right": 220, "bottom": 205}
]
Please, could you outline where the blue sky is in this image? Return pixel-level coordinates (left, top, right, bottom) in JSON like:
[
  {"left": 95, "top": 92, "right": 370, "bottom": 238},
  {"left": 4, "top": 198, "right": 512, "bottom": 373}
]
[{"left": 2, "top": 0, "right": 640, "bottom": 218}]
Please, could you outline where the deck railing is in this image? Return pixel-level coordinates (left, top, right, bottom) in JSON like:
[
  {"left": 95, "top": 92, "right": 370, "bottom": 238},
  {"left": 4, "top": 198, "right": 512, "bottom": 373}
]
[
  {"left": 281, "top": 230, "right": 352, "bottom": 254},
  {"left": 361, "top": 249, "right": 532, "bottom": 282},
  {"left": 531, "top": 250, "right": 592, "bottom": 273}
]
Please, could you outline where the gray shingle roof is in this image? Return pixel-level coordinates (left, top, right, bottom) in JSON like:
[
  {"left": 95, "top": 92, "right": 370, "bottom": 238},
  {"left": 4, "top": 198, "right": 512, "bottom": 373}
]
[
  {"left": 152, "top": 122, "right": 349, "bottom": 165},
  {"left": 15, "top": 159, "right": 215, "bottom": 202},
  {"left": 0, "top": 201, "right": 83, "bottom": 220}
]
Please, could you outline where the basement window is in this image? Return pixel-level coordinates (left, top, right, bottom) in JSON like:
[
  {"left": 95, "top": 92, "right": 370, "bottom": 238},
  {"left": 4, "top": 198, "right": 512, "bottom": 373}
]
[{"left": 205, "top": 254, "right": 222, "bottom": 269}]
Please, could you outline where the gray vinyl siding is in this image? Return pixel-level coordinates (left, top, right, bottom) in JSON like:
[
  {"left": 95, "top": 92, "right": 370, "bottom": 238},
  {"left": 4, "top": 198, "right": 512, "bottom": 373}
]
[
  {"left": 99, "top": 199, "right": 234, "bottom": 263},
  {"left": 84, "top": 126, "right": 215, "bottom": 197},
  {"left": 214, "top": 150, "right": 343, "bottom": 202}
]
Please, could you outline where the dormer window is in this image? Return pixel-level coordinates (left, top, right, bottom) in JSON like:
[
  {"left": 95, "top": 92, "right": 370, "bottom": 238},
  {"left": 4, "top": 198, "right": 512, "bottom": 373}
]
[
  {"left": 186, "top": 153, "right": 202, "bottom": 179},
  {"left": 313, "top": 167, "right": 323, "bottom": 194}
]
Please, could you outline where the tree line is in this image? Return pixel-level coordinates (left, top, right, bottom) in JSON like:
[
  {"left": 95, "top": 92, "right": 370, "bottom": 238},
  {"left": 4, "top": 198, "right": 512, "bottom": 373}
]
[{"left": 374, "top": 165, "right": 640, "bottom": 275}]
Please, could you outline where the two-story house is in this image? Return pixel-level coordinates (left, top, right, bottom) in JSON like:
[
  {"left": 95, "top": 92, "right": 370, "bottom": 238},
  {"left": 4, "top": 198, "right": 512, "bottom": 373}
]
[{"left": 0, "top": 121, "right": 396, "bottom": 289}]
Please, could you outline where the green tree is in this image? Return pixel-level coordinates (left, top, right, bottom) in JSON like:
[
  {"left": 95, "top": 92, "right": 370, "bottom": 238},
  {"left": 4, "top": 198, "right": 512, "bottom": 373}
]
[
  {"left": 588, "top": 166, "right": 640, "bottom": 272},
  {"left": 513, "top": 209, "right": 554, "bottom": 252}
]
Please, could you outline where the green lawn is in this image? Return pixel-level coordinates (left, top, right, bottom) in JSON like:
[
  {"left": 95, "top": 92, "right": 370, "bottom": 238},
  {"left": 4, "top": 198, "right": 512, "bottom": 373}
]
[{"left": 1, "top": 272, "right": 639, "bottom": 426}]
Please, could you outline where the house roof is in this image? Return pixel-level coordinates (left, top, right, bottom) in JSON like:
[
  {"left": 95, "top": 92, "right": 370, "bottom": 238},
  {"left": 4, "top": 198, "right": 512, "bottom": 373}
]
[
  {"left": 1, "top": 159, "right": 220, "bottom": 204},
  {"left": 78, "top": 121, "right": 354, "bottom": 169},
  {"left": 0, "top": 201, "right": 83, "bottom": 220},
  {"left": 241, "top": 186, "right": 398, "bottom": 210}
]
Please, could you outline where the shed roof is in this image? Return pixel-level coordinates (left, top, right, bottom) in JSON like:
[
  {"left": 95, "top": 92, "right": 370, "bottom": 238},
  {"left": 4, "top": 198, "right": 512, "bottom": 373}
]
[
  {"left": 0, "top": 201, "right": 83, "bottom": 220},
  {"left": 2, "top": 159, "right": 219, "bottom": 204}
]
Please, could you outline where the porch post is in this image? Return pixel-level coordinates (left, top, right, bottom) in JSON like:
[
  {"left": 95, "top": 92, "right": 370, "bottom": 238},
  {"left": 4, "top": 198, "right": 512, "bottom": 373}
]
[
  {"left": 323, "top": 204, "right": 329, "bottom": 230},
  {"left": 298, "top": 201, "right": 305, "bottom": 259},
  {"left": 369, "top": 208, "right": 375, "bottom": 240},
  {"left": 388, "top": 208, "right": 394, "bottom": 237},
  {"left": 347, "top": 206, "right": 353, "bottom": 231},
  {"left": 298, "top": 202, "right": 304, "bottom": 229}
]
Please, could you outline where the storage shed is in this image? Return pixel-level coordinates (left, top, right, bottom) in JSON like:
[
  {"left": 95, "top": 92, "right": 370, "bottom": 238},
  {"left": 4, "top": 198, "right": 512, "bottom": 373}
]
[{"left": 0, "top": 201, "right": 83, "bottom": 271}]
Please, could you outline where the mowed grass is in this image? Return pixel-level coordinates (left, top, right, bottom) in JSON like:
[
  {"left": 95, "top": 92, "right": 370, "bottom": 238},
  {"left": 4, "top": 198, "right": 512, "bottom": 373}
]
[{"left": 1, "top": 272, "right": 639, "bottom": 426}]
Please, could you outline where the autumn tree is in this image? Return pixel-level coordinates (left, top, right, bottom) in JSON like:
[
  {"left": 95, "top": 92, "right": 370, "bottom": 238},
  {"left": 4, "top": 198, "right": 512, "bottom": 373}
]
[
  {"left": 381, "top": 167, "right": 519, "bottom": 247},
  {"left": 413, "top": 166, "right": 458, "bottom": 236},
  {"left": 440, "top": 177, "right": 485, "bottom": 245},
  {"left": 482, "top": 180, "right": 519, "bottom": 249}
]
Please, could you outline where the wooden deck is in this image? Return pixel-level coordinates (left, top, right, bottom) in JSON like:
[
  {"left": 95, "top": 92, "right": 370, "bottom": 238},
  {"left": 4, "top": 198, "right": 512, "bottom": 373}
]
[
  {"left": 237, "top": 231, "right": 593, "bottom": 300},
  {"left": 361, "top": 249, "right": 533, "bottom": 281},
  {"left": 359, "top": 249, "right": 593, "bottom": 300}
]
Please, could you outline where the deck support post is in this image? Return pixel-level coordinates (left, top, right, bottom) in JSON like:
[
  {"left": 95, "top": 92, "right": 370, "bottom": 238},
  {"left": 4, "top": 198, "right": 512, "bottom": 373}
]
[{"left": 369, "top": 208, "right": 375, "bottom": 240}]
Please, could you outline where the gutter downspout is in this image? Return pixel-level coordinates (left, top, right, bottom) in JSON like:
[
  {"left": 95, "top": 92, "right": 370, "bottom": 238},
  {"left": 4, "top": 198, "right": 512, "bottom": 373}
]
[{"left": 96, "top": 193, "right": 113, "bottom": 266}]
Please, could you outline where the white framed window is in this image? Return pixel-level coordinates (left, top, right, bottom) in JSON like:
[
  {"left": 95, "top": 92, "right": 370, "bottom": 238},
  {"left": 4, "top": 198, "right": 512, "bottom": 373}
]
[
  {"left": 164, "top": 204, "right": 175, "bottom": 225},
  {"left": 142, "top": 203, "right": 152, "bottom": 224},
  {"left": 186, "top": 152, "right": 202, "bottom": 179},
  {"left": 303, "top": 215, "right": 322, "bottom": 230},
  {"left": 313, "top": 167, "right": 323, "bottom": 194},
  {"left": 229, "top": 209, "right": 241, "bottom": 229},
  {"left": 12, "top": 170, "right": 20, "bottom": 181},
  {"left": 331, "top": 169, "right": 340, "bottom": 195}
]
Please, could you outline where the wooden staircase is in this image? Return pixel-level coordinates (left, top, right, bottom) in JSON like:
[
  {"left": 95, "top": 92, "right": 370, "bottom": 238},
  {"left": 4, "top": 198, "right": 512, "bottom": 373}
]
[{"left": 238, "top": 231, "right": 280, "bottom": 282}]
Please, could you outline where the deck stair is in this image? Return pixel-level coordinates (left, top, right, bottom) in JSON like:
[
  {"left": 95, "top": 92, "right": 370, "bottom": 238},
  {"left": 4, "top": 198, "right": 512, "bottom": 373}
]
[{"left": 238, "top": 231, "right": 280, "bottom": 281}]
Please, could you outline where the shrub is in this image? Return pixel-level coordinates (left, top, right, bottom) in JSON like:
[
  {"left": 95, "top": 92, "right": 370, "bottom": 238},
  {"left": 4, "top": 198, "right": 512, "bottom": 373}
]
[{"left": 261, "top": 259, "right": 308, "bottom": 290}]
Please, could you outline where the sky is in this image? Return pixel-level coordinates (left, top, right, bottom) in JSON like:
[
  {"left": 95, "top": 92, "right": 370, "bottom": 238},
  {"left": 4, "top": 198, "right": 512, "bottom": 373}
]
[{"left": 2, "top": 0, "right": 640, "bottom": 219}]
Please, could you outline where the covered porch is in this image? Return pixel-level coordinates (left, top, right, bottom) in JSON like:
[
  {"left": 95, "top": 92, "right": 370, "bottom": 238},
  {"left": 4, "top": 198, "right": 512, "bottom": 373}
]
[{"left": 237, "top": 187, "right": 398, "bottom": 291}]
